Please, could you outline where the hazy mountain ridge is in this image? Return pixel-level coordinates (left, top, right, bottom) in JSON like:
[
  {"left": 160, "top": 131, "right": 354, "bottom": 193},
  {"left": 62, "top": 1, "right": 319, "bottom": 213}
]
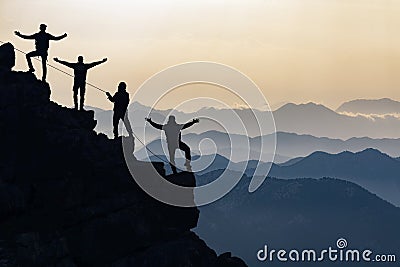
[
  {"left": 258, "top": 148, "right": 400, "bottom": 207},
  {"left": 139, "top": 146, "right": 400, "bottom": 207},
  {"left": 91, "top": 100, "right": 400, "bottom": 140},
  {"left": 336, "top": 98, "right": 400, "bottom": 115},
  {"left": 135, "top": 130, "right": 400, "bottom": 163},
  {"left": 273, "top": 102, "right": 400, "bottom": 139}
]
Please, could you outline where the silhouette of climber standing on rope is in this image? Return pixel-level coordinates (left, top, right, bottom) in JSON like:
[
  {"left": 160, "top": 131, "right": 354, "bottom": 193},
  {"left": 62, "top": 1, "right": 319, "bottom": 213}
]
[
  {"left": 54, "top": 56, "right": 107, "bottom": 110},
  {"left": 146, "top": 116, "right": 199, "bottom": 173},
  {"left": 15, "top": 24, "right": 67, "bottom": 81},
  {"left": 106, "top": 82, "right": 133, "bottom": 139}
]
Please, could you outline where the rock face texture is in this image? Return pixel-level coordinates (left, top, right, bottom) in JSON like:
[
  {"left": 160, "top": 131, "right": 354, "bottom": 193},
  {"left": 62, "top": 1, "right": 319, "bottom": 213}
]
[{"left": 0, "top": 46, "right": 247, "bottom": 267}]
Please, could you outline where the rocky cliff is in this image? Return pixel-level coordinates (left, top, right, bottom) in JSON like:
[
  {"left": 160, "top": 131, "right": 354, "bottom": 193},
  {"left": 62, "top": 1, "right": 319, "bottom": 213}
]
[{"left": 0, "top": 43, "right": 246, "bottom": 267}]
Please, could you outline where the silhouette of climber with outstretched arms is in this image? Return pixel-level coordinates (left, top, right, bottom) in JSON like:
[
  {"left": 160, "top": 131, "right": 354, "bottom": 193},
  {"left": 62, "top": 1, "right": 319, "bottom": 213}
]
[
  {"left": 15, "top": 24, "right": 67, "bottom": 81},
  {"left": 146, "top": 116, "right": 199, "bottom": 173},
  {"left": 106, "top": 82, "right": 133, "bottom": 139},
  {"left": 54, "top": 56, "right": 107, "bottom": 110}
]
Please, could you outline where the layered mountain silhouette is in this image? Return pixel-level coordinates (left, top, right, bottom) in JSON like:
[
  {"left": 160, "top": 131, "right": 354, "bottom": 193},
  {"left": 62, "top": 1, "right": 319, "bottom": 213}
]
[
  {"left": 139, "top": 146, "right": 400, "bottom": 207},
  {"left": 273, "top": 102, "right": 400, "bottom": 139},
  {"left": 195, "top": 171, "right": 400, "bottom": 266},
  {"left": 135, "top": 131, "right": 400, "bottom": 163},
  {"left": 265, "top": 149, "right": 400, "bottom": 207},
  {"left": 245, "top": 149, "right": 400, "bottom": 207},
  {"left": 0, "top": 43, "right": 246, "bottom": 267},
  {"left": 92, "top": 100, "right": 400, "bottom": 140},
  {"left": 337, "top": 98, "right": 400, "bottom": 115}
]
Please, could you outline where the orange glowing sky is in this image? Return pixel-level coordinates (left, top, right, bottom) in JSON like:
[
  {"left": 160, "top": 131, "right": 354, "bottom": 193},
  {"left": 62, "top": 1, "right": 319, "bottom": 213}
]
[{"left": 1, "top": 0, "right": 400, "bottom": 111}]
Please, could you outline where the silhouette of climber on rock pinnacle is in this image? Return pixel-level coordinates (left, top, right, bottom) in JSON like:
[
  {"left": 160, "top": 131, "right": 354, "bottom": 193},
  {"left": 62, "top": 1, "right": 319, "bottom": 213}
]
[
  {"left": 54, "top": 56, "right": 107, "bottom": 110},
  {"left": 106, "top": 82, "right": 133, "bottom": 139},
  {"left": 146, "top": 116, "right": 199, "bottom": 173},
  {"left": 15, "top": 24, "right": 67, "bottom": 81}
]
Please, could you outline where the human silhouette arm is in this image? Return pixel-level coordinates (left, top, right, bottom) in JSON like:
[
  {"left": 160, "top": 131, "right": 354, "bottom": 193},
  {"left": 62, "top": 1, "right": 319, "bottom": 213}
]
[
  {"left": 14, "top": 31, "right": 35, "bottom": 39},
  {"left": 87, "top": 58, "right": 107, "bottom": 69},
  {"left": 182, "top": 118, "right": 199, "bottom": 129},
  {"left": 106, "top": 92, "right": 115, "bottom": 102},
  {"left": 53, "top": 58, "right": 74, "bottom": 68},
  {"left": 145, "top": 118, "right": 163, "bottom": 130},
  {"left": 49, "top": 33, "right": 67, "bottom": 41}
]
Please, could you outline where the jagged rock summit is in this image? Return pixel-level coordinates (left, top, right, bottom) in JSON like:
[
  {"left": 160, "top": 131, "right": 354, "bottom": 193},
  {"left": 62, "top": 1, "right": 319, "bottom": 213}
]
[{"left": 0, "top": 43, "right": 247, "bottom": 267}]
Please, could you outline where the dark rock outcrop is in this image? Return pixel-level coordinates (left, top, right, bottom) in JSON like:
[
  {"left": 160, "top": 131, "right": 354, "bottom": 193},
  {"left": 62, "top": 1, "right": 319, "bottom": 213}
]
[
  {"left": 0, "top": 48, "right": 247, "bottom": 266},
  {"left": 0, "top": 42, "right": 15, "bottom": 72}
]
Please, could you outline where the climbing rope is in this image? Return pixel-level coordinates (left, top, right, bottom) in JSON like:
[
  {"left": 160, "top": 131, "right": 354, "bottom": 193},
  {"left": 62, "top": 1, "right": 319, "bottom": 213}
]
[{"left": 0, "top": 40, "right": 176, "bottom": 167}]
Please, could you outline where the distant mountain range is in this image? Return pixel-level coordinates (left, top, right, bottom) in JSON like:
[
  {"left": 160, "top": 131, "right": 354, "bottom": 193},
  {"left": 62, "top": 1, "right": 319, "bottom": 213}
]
[
  {"left": 140, "top": 148, "right": 400, "bottom": 207},
  {"left": 89, "top": 99, "right": 400, "bottom": 139},
  {"left": 135, "top": 131, "right": 400, "bottom": 163},
  {"left": 273, "top": 102, "right": 400, "bottom": 139},
  {"left": 336, "top": 98, "right": 400, "bottom": 115},
  {"left": 195, "top": 173, "right": 400, "bottom": 267},
  {"left": 267, "top": 148, "right": 400, "bottom": 207}
]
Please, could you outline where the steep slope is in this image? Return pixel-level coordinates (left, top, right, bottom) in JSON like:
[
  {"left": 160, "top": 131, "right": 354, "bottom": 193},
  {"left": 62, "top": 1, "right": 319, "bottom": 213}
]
[{"left": 0, "top": 43, "right": 246, "bottom": 267}]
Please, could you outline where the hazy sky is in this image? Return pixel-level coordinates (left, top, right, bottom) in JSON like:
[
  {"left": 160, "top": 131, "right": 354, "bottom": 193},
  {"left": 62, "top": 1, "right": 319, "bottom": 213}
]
[{"left": 1, "top": 0, "right": 400, "bottom": 111}]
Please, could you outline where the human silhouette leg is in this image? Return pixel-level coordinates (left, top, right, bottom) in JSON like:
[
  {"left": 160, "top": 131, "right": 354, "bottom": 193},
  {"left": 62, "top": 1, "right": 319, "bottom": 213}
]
[
  {"left": 179, "top": 141, "right": 191, "bottom": 161},
  {"left": 26, "top": 51, "right": 40, "bottom": 72},
  {"left": 80, "top": 84, "right": 86, "bottom": 110},
  {"left": 125, "top": 135, "right": 135, "bottom": 155},
  {"left": 123, "top": 113, "right": 133, "bottom": 136},
  {"left": 113, "top": 114, "right": 120, "bottom": 139},
  {"left": 123, "top": 136, "right": 136, "bottom": 161},
  {"left": 168, "top": 146, "right": 177, "bottom": 174},
  {"left": 73, "top": 84, "right": 79, "bottom": 110},
  {"left": 179, "top": 141, "right": 192, "bottom": 171},
  {"left": 41, "top": 54, "right": 47, "bottom": 81}
]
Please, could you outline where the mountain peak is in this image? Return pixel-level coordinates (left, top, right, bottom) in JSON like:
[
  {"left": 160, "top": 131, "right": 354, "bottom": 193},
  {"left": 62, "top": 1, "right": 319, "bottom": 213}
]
[
  {"left": 306, "top": 148, "right": 390, "bottom": 159},
  {"left": 277, "top": 102, "right": 336, "bottom": 114},
  {"left": 355, "top": 147, "right": 394, "bottom": 160}
]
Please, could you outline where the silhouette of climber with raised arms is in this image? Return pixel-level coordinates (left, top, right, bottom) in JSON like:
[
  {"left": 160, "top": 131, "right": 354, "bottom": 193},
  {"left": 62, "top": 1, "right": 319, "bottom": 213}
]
[
  {"left": 54, "top": 56, "right": 107, "bottom": 110},
  {"left": 15, "top": 24, "right": 67, "bottom": 81},
  {"left": 146, "top": 116, "right": 199, "bottom": 173},
  {"left": 106, "top": 82, "right": 133, "bottom": 139}
]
